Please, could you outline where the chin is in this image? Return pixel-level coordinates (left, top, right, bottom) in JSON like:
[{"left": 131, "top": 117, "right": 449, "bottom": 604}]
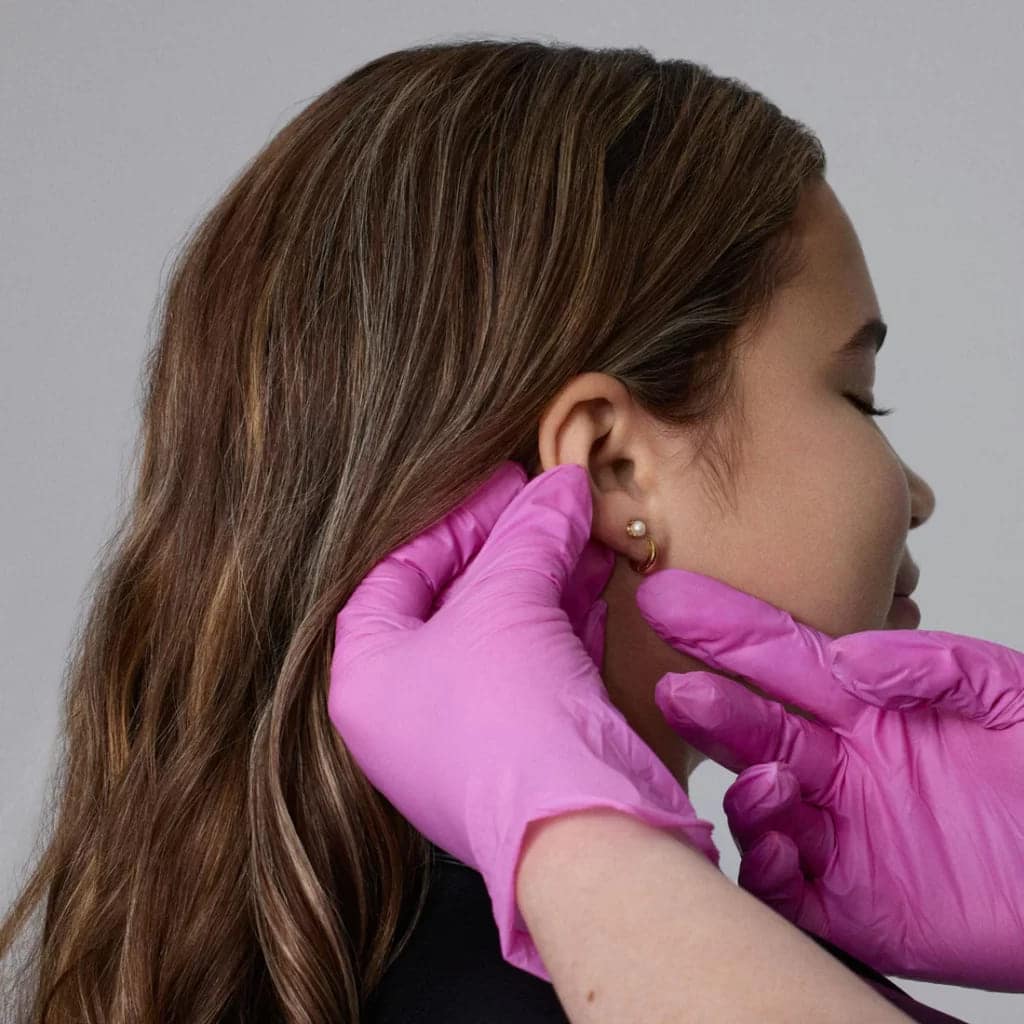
[{"left": 885, "top": 594, "right": 922, "bottom": 630}]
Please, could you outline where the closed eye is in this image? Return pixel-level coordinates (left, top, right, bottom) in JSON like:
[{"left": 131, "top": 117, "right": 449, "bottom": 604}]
[{"left": 843, "top": 392, "right": 895, "bottom": 417}]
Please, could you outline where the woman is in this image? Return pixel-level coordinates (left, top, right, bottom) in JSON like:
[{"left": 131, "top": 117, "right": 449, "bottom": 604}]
[{"left": 0, "top": 36, "right": 962, "bottom": 1022}]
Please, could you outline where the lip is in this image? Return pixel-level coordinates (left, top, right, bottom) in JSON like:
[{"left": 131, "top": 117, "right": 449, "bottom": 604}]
[{"left": 893, "top": 563, "right": 920, "bottom": 598}]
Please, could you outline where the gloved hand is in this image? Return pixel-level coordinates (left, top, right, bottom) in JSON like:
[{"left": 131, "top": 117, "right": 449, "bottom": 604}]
[
  {"left": 327, "top": 462, "right": 719, "bottom": 982},
  {"left": 633, "top": 567, "right": 1024, "bottom": 991}
]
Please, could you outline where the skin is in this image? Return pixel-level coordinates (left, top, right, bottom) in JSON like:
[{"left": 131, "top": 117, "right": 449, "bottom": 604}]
[{"left": 536, "top": 178, "right": 937, "bottom": 789}]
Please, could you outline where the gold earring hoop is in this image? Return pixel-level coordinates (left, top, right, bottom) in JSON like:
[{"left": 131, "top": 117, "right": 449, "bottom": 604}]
[{"left": 626, "top": 519, "right": 657, "bottom": 574}]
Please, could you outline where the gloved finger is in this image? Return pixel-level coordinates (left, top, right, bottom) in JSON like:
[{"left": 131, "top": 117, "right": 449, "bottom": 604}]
[
  {"left": 724, "top": 763, "right": 836, "bottom": 879},
  {"left": 562, "top": 539, "right": 616, "bottom": 639},
  {"left": 635, "top": 568, "right": 864, "bottom": 728},
  {"left": 336, "top": 460, "right": 526, "bottom": 647},
  {"left": 831, "top": 629, "right": 1024, "bottom": 729},
  {"left": 738, "top": 831, "right": 805, "bottom": 924},
  {"left": 463, "top": 462, "right": 598, "bottom": 612},
  {"left": 655, "top": 671, "right": 845, "bottom": 803},
  {"left": 577, "top": 598, "right": 609, "bottom": 669}
]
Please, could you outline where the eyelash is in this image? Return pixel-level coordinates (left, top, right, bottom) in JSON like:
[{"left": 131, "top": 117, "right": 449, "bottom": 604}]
[{"left": 844, "top": 392, "right": 895, "bottom": 418}]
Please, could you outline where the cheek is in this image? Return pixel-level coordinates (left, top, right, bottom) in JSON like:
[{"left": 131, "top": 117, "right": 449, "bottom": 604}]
[
  {"left": 673, "top": 416, "right": 910, "bottom": 636},
  {"left": 864, "top": 438, "right": 911, "bottom": 546},
  {"left": 791, "top": 426, "right": 911, "bottom": 632}
]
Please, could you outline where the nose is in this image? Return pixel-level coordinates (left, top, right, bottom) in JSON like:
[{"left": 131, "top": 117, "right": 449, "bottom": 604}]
[{"left": 903, "top": 460, "right": 936, "bottom": 529}]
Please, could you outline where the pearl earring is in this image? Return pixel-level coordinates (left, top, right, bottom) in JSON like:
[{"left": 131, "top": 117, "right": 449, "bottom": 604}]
[{"left": 626, "top": 518, "right": 657, "bottom": 575}]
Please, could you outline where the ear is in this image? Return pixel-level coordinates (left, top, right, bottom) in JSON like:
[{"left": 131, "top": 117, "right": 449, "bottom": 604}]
[{"left": 535, "top": 372, "right": 693, "bottom": 566}]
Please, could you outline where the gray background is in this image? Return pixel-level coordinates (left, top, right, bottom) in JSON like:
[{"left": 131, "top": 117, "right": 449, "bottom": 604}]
[{"left": 2, "top": 2, "right": 1021, "bottom": 1020}]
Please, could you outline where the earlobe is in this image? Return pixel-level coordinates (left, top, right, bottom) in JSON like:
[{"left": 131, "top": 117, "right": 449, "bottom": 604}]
[{"left": 586, "top": 486, "right": 665, "bottom": 576}]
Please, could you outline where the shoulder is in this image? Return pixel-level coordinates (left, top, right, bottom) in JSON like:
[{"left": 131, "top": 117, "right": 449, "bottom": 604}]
[{"left": 365, "top": 853, "right": 569, "bottom": 1024}]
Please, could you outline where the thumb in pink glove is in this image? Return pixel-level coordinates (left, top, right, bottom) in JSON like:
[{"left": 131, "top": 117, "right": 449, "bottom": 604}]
[
  {"left": 635, "top": 567, "right": 1024, "bottom": 991},
  {"left": 328, "top": 462, "right": 719, "bottom": 982}
]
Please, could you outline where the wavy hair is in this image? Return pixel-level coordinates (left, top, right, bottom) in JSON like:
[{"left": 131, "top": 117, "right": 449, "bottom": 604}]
[{"left": 1, "top": 37, "right": 825, "bottom": 1023}]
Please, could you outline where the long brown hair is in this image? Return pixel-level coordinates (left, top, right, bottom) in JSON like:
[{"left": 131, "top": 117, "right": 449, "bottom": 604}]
[{"left": 1, "top": 38, "right": 825, "bottom": 1022}]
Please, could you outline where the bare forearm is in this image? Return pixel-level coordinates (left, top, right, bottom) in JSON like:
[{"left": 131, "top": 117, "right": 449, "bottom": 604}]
[{"left": 516, "top": 808, "right": 912, "bottom": 1024}]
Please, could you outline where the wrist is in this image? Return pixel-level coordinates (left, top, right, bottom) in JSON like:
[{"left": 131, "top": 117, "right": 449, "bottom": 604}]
[{"left": 515, "top": 806, "right": 716, "bottom": 924}]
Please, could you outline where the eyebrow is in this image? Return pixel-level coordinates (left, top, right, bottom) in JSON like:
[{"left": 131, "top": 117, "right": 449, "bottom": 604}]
[{"left": 837, "top": 317, "right": 888, "bottom": 357}]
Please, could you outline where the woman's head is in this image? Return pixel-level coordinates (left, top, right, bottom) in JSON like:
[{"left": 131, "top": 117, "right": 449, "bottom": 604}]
[
  {"left": 537, "top": 178, "right": 935, "bottom": 780},
  {"left": 2, "top": 38, "right": 866, "bottom": 1021}
]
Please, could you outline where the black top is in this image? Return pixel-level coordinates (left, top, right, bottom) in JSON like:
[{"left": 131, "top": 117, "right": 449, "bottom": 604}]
[{"left": 366, "top": 842, "right": 971, "bottom": 1023}]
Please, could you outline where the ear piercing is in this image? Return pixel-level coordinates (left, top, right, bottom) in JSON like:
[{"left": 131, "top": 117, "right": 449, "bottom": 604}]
[{"left": 626, "top": 518, "right": 657, "bottom": 575}]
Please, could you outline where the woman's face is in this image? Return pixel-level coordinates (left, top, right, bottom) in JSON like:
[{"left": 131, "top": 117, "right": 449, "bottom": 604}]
[{"left": 536, "top": 178, "right": 936, "bottom": 783}]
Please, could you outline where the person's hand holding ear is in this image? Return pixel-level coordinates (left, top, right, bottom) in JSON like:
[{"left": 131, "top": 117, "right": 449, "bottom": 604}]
[
  {"left": 327, "top": 462, "right": 719, "bottom": 983},
  {"left": 632, "top": 567, "right": 1024, "bottom": 991}
]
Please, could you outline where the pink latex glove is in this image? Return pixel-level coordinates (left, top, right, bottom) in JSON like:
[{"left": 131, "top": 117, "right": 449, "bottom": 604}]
[
  {"left": 327, "top": 462, "right": 719, "bottom": 982},
  {"left": 633, "top": 568, "right": 1024, "bottom": 991}
]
